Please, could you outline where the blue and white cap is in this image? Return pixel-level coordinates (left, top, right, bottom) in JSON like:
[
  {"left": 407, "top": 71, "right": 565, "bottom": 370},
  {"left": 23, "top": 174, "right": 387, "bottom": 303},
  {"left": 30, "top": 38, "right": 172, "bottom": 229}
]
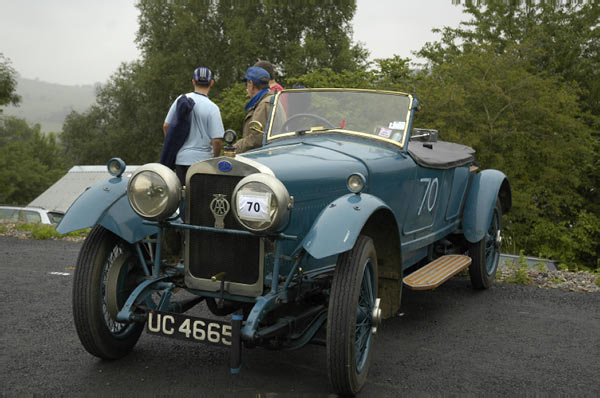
[{"left": 193, "top": 66, "right": 213, "bottom": 83}]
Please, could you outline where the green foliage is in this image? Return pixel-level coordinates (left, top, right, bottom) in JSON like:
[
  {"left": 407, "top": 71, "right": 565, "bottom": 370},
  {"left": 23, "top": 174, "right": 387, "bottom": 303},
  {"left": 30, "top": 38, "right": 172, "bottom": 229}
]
[
  {"left": 61, "top": 1, "right": 366, "bottom": 165},
  {"left": 55, "top": 1, "right": 598, "bottom": 270},
  {"left": 557, "top": 263, "right": 569, "bottom": 271},
  {"left": 213, "top": 83, "right": 248, "bottom": 134},
  {"left": 0, "top": 116, "right": 66, "bottom": 204},
  {"left": 13, "top": 222, "right": 89, "bottom": 240},
  {"left": 0, "top": 53, "right": 20, "bottom": 110},
  {"left": 66, "top": 228, "right": 90, "bottom": 238},
  {"left": 533, "top": 262, "right": 547, "bottom": 272},
  {"left": 595, "top": 277, "right": 600, "bottom": 288},
  {"left": 0, "top": 224, "right": 7, "bottom": 233},
  {"left": 504, "top": 251, "right": 532, "bottom": 285},
  {"left": 288, "top": 68, "right": 376, "bottom": 89},
  {"left": 412, "top": 2, "right": 599, "bottom": 269},
  {"left": 15, "top": 223, "right": 35, "bottom": 231},
  {"left": 30, "top": 224, "right": 57, "bottom": 240}
]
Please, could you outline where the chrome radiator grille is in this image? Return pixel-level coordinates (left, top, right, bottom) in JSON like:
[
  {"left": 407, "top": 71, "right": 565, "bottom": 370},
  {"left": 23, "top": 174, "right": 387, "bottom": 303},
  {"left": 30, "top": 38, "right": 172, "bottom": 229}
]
[{"left": 187, "top": 173, "right": 260, "bottom": 285}]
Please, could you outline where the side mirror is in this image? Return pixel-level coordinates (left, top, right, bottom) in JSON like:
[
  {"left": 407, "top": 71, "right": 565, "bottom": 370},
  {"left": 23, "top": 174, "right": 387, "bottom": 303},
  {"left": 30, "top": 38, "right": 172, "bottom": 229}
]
[{"left": 248, "top": 120, "right": 264, "bottom": 134}]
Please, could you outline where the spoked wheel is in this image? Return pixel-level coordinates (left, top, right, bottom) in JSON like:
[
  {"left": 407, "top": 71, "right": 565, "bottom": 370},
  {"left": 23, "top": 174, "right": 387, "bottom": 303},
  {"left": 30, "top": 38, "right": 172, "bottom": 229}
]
[
  {"left": 469, "top": 198, "right": 503, "bottom": 289},
  {"left": 73, "top": 225, "right": 146, "bottom": 359},
  {"left": 327, "top": 235, "right": 381, "bottom": 395}
]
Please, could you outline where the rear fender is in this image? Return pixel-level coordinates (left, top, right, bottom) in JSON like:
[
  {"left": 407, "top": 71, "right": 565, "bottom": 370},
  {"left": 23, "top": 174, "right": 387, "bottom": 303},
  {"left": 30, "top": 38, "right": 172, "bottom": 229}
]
[
  {"left": 302, "top": 193, "right": 393, "bottom": 259},
  {"left": 56, "top": 177, "right": 158, "bottom": 243},
  {"left": 463, "top": 170, "right": 511, "bottom": 243}
]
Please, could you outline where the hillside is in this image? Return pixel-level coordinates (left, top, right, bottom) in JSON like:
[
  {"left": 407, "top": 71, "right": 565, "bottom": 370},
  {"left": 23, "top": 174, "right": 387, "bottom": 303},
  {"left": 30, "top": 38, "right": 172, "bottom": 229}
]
[{"left": 2, "top": 76, "right": 97, "bottom": 133}]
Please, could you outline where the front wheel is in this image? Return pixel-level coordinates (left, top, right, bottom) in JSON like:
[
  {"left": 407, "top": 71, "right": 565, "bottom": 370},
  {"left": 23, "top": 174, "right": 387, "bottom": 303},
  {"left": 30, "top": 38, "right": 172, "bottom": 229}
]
[
  {"left": 72, "top": 225, "right": 145, "bottom": 359},
  {"left": 469, "top": 198, "right": 503, "bottom": 289},
  {"left": 327, "top": 235, "right": 380, "bottom": 395}
]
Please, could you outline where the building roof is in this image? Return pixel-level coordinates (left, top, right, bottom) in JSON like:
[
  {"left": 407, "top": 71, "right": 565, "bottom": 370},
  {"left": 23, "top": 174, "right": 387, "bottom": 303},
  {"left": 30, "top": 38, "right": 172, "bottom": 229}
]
[
  {"left": 499, "top": 253, "right": 558, "bottom": 271},
  {"left": 28, "top": 165, "right": 139, "bottom": 213}
]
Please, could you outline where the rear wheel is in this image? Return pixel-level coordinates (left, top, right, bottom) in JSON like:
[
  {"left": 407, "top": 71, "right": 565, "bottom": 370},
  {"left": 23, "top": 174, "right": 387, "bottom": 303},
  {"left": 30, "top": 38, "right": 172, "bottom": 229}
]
[
  {"left": 327, "top": 235, "right": 380, "bottom": 395},
  {"left": 469, "top": 199, "right": 502, "bottom": 289},
  {"left": 72, "top": 225, "right": 145, "bottom": 359}
]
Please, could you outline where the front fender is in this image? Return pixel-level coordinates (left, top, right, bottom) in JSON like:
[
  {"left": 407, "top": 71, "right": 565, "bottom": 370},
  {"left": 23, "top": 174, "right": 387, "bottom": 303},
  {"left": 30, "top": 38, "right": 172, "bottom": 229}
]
[
  {"left": 463, "top": 170, "right": 511, "bottom": 243},
  {"left": 302, "top": 193, "right": 393, "bottom": 259},
  {"left": 56, "top": 177, "right": 158, "bottom": 243}
]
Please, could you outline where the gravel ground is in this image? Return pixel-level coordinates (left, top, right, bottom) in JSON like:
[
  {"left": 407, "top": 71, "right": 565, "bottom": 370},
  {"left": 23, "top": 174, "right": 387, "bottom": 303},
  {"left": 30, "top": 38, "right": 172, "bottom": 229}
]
[{"left": 497, "top": 267, "right": 600, "bottom": 293}]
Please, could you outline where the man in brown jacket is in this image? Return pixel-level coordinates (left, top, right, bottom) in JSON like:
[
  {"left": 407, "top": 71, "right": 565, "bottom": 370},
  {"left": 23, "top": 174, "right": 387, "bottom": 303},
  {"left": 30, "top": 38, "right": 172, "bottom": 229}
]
[{"left": 235, "top": 66, "right": 274, "bottom": 153}]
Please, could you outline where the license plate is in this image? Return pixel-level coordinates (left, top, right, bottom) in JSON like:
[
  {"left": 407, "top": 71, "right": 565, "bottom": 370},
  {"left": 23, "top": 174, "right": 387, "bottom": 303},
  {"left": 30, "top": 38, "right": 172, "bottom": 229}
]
[{"left": 146, "top": 310, "right": 232, "bottom": 347}]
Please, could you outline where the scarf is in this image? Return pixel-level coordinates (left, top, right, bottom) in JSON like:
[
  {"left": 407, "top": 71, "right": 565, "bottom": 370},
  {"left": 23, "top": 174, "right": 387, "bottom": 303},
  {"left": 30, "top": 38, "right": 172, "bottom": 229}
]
[{"left": 245, "top": 89, "right": 270, "bottom": 111}]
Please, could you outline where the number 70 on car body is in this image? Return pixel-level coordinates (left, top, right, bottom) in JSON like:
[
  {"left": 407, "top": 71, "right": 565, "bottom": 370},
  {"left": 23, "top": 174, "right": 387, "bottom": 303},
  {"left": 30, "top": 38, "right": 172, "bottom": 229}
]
[{"left": 418, "top": 177, "right": 438, "bottom": 216}]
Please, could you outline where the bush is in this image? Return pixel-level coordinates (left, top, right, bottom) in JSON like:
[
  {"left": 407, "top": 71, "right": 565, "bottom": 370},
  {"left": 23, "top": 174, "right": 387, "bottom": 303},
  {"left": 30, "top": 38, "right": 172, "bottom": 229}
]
[
  {"left": 16, "top": 223, "right": 36, "bottom": 231},
  {"left": 504, "top": 251, "right": 532, "bottom": 285},
  {"left": 63, "top": 228, "right": 90, "bottom": 238},
  {"left": 10, "top": 222, "right": 89, "bottom": 240},
  {"left": 30, "top": 224, "right": 59, "bottom": 240}
]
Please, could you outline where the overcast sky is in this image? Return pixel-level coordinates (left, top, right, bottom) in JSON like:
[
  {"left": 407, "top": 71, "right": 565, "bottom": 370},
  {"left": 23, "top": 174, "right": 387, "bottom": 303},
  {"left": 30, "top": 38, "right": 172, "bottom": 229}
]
[{"left": 0, "top": 0, "right": 467, "bottom": 86}]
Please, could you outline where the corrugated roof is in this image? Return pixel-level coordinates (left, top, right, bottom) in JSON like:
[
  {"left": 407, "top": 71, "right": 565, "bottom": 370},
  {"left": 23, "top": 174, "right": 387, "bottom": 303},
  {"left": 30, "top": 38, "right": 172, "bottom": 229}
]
[
  {"left": 28, "top": 165, "right": 139, "bottom": 213},
  {"left": 499, "top": 253, "right": 558, "bottom": 271}
]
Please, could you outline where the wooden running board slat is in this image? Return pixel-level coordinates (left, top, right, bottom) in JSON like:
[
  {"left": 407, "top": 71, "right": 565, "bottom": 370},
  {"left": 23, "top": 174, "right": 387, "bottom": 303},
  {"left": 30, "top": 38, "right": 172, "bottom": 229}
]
[{"left": 403, "top": 255, "right": 472, "bottom": 291}]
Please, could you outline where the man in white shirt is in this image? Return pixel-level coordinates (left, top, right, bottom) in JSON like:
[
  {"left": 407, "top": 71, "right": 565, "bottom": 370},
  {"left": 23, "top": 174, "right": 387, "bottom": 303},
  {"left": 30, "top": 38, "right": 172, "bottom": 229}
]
[{"left": 163, "top": 66, "right": 224, "bottom": 185}]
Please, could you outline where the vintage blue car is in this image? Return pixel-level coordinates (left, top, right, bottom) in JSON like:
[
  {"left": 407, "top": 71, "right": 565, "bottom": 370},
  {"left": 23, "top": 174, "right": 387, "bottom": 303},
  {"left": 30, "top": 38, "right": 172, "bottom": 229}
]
[{"left": 57, "top": 88, "right": 510, "bottom": 395}]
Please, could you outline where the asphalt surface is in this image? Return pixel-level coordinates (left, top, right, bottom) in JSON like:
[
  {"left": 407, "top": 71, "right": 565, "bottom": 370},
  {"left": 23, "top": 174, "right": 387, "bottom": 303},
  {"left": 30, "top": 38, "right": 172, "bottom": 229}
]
[{"left": 1, "top": 236, "right": 599, "bottom": 397}]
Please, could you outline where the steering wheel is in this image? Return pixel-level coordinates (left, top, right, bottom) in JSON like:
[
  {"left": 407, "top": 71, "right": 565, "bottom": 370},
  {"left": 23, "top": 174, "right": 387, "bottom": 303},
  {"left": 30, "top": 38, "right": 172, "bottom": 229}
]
[{"left": 281, "top": 113, "right": 336, "bottom": 132}]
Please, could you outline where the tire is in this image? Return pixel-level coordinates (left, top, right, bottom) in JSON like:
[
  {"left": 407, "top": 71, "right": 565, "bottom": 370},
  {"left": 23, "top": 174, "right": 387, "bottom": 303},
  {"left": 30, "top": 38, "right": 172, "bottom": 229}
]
[
  {"left": 72, "top": 225, "right": 145, "bottom": 359},
  {"left": 469, "top": 198, "right": 502, "bottom": 289},
  {"left": 327, "top": 235, "right": 379, "bottom": 395}
]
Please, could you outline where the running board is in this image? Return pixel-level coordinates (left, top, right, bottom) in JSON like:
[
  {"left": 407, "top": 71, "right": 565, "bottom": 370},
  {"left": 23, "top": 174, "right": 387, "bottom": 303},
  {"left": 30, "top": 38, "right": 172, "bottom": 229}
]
[{"left": 403, "top": 255, "right": 472, "bottom": 290}]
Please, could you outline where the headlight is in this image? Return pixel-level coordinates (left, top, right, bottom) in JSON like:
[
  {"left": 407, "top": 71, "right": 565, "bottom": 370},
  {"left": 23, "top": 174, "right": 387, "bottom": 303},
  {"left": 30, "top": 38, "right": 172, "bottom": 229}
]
[
  {"left": 347, "top": 173, "right": 366, "bottom": 194},
  {"left": 232, "top": 173, "right": 291, "bottom": 233},
  {"left": 127, "top": 163, "right": 181, "bottom": 221},
  {"left": 223, "top": 129, "right": 237, "bottom": 145},
  {"left": 107, "top": 157, "right": 126, "bottom": 177}
]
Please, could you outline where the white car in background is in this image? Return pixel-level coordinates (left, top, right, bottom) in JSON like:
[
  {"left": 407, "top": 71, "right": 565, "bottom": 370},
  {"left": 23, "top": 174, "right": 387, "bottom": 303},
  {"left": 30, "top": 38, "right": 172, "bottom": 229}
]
[{"left": 0, "top": 206, "right": 64, "bottom": 224}]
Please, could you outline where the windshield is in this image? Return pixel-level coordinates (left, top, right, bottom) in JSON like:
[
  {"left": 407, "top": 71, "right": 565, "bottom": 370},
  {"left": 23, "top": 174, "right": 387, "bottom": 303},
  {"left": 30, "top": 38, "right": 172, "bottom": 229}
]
[{"left": 268, "top": 89, "right": 412, "bottom": 146}]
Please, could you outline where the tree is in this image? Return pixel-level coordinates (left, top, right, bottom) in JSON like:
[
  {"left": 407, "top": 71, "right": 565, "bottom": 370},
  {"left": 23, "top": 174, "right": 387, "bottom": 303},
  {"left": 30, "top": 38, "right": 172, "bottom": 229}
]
[
  {"left": 414, "top": 3, "right": 599, "bottom": 268},
  {"left": 60, "top": 0, "right": 368, "bottom": 166},
  {"left": 419, "top": 2, "right": 600, "bottom": 117},
  {"left": 0, "top": 53, "right": 20, "bottom": 112},
  {"left": 0, "top": 116, "right": 65, "bottom": 204}
]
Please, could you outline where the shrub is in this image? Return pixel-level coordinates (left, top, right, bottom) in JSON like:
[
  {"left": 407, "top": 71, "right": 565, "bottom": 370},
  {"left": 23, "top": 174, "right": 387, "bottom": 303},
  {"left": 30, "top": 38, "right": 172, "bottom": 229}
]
[
  {"left": 504, "top": 251, "right": 532, "bottom": 285},
  {"left": 30, "top": 224, "right": 60, "bottom": 240},
  {"left": 9, "top": 222, "right": 89, "bottom": 240},
  {"left": 64, "top": 228, "right": 90, "bottom": 238},
  {"left": 533, "top": 262, "right": 547, "bottom": 272},
  {"left": 16, "top": 223, "right": 36, "bottom": 231}
]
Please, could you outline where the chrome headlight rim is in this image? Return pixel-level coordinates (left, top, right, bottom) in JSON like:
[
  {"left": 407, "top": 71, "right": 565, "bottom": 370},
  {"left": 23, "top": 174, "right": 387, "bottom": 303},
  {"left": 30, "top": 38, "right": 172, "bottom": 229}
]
[
  {"left": 127, "top": 163, "right": 181, "bottom": 221},
  {"left": 107, "top": 157, "right": 126, "bottom": 177},
  {"left": 232, "top": 173, "right": 290, "bottom": 233},
  {"left": 347, "top": 172, "right": 366, "bottom": 193}
]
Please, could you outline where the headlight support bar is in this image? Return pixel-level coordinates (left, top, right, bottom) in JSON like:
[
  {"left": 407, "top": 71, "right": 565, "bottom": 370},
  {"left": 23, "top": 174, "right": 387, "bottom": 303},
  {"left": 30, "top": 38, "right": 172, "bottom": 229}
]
[{"left": 143, "top": 220, "right": 299, "bottom": 241}]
